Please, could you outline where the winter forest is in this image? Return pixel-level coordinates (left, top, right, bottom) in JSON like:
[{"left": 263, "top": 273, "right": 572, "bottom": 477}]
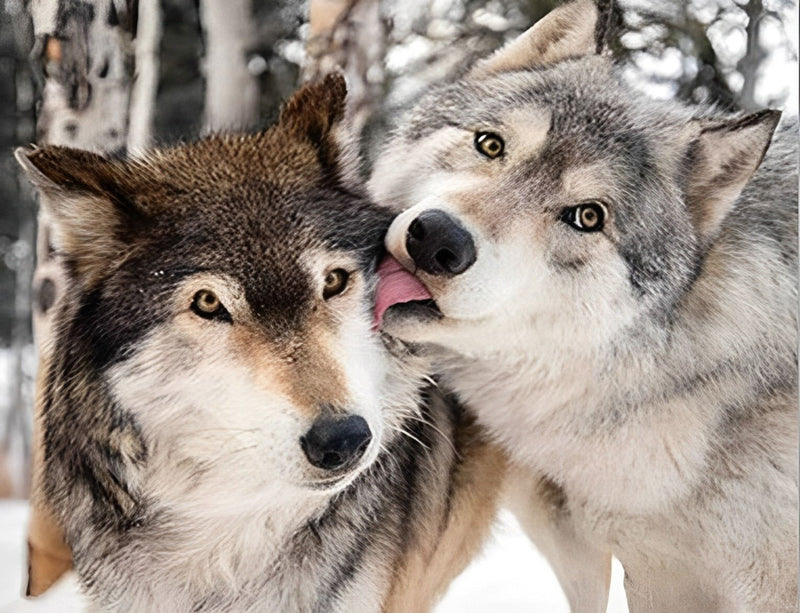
[{"left": 0, "top": 0, "right": 797, "bottom": 609}]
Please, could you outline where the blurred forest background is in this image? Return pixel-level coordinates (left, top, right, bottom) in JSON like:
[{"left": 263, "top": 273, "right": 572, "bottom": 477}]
[{"left": 0, "top": 0, "right": 798, "bottom": 497}]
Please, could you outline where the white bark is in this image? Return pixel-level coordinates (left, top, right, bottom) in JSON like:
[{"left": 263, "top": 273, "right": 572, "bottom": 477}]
[
  {"left": 33, "top": 0, "right": 133, "bottom": 151},
  {"left": 7, "top": 190, "right": 35, "bottom": 498},
  {"left": 128, "top": 0, "right": 162, "bottom": 154},
  {"left": 200, "top": 0, "right": 259, "bottom": 132}
]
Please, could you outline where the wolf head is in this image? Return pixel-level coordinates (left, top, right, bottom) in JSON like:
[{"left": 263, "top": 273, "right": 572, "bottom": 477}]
[
  {"left": 19, "top": 75, "right": 401, "bottom": 525},
  {"left": 371, "top": 0, "right": 781, "bottom": 357}
]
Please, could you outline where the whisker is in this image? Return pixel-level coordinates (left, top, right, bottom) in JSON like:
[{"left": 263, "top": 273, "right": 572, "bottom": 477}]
[
  {"left": 400, "top": 413, "right": 456, "bottom": 454},
  {"left": 422, "top": 375, "right": 439, "bottom": 388},
  {"left": 387, "top": 424, "right": 431, "bottom": 453}
]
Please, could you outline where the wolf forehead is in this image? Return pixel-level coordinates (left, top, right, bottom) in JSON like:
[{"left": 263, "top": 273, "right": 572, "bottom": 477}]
[
  {"left": 115, "top": 131, "right": 386, "bottom": 239},
  {"left": 43, "top": 129, "right": 389, "bottom": 281},
  {"left": 400, "top": 58, "right": 677, "bottom": 164},
  {"left": 136, "top": 135, "right": 387, "bottom": 271}
]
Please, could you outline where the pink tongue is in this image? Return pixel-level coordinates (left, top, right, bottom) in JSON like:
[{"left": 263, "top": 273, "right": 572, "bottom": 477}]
[{"left": 374, "top": 255, "right": 433, "bottom": 328}]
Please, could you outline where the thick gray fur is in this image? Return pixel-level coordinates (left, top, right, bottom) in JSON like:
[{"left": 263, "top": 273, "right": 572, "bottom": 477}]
[{"left": 372, "top": 6, "right": 798, "bottom": 610}]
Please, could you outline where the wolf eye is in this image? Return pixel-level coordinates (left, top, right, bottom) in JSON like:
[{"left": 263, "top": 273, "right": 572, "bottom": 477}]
[
  {"left": 561, "top": 202, "right": 606, "bottom": 232},
  {"left": 475, "top": 132, "right": 504, "bottom": 159},
  {"left": 323, "top": 269, "right": 349, "bottom": 300},
  {"left": 191, "top": 290, "right": 232, "bottom": 322}
]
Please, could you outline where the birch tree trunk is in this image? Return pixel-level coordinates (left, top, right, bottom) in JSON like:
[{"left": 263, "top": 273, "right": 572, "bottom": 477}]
[
  {"left": 128, "top": 0, "right": 161, "bottom": 154},
  {"left": 199, "top": 0, "right": 259, "bottom": 132},
  {"left": 26, "top": 0, "right": 136, "bottom": 596},
  {"left": 304, "top": 0, "right": 386, "bottom": 137}
]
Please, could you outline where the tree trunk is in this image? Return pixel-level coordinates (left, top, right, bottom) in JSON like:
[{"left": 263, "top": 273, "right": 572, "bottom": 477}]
[
  {"left": 199, "top": 0, "right": 259, "bottom": 132},
  {"left": 304, "top": 0, "right": 386, "bottom": 137},
  {"left": 128, "top": 0, "right": 161, "bottom": 153},
  {"left": 26, "top": 0, "right": 136, "bottom": 596}
]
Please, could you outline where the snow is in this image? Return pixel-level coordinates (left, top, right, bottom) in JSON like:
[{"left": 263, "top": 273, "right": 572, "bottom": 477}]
[
  {"left": 0, "top": 501, "right": 628, "bottom": 612},
  {"left": 435, "top": 511, "right": 630, "bottom": 613}
]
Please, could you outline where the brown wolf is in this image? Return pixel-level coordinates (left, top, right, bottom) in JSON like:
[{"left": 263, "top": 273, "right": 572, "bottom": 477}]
[{"left": 17, "top": 75, "right": 506, "bottom": 612}]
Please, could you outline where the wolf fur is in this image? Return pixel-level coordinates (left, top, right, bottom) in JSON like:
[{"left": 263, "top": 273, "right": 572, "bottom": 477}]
[
  {"left": 371, "top": 2, "right": 799, "bottom": 611},
  {"left": 16, "top": 74, "right": 506, "bottom": 612}
]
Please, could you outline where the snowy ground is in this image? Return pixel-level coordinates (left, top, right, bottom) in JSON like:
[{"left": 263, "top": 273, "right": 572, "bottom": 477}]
[{"left": 0, "top": 500, "right": 628, "bottom": 612}]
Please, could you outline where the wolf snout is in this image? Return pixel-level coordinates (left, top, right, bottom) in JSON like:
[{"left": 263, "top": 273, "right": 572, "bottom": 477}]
[
  {"left": 300, "top": 414, "right": 372, "bottom": 471},
  {"left": 406, "top": 209, "right": 476, "bottom": 276}
]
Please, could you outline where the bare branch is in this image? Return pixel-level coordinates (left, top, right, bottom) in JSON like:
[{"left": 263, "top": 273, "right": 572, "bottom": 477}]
[{"left": 737, "top": 0, "right": 768, "bottom": 111}]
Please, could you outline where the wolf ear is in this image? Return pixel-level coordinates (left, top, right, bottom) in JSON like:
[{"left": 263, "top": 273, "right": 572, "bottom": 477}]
[
  {"left": 15, "top": 146, "right": 142, "bottom": 283},
  {"left": 469, "top": 0, "right": 601, "bottom": 78},
  {"left": 279, "top": 73, "right": 347, "bottom": 162},
  {"left": 683, "top": 110, "right": 781, "bottom": 241}
]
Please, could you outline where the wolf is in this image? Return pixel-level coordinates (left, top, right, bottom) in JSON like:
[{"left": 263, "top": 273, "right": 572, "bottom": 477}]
[
  {"left": 370, "top": 1, "right": 799, "bottom": 611},
  {"left": 16, "top": 74, "right": 506, "bottom": 612}
]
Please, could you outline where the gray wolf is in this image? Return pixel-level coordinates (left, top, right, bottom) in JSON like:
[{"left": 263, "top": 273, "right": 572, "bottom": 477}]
[
  {"left": 370, "top": 1, "right": 799, "bottom": 611},
  {"left": 16, "top": 74, "right": 505, "bottom": 612}
]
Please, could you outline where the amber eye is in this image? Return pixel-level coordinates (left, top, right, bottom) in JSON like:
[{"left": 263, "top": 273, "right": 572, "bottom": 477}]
[
  {"left": 475, "top": 132, "right": 505, "bottom": 159},
  {"left": 191, "top": 290, "right": 232, "bottom": 322},
  {"left": 323, "top": 269, "right": 349, "bottom": 300},
  {"left": 560, "top": 202, "right": 607, "bottom": 232}
]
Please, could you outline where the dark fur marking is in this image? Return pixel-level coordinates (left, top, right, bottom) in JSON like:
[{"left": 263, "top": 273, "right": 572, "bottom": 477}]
[
  {"left": 594, "top": 0, "right": 623, "bottom": 55},
  {"left": 539, "top": 475, "right": 568, "bottom": 516},
  {"left": 553, "top": 257, "right": 588, "bottom": 272},
  {"left": 437, "top": 388, "right": 471, "bottom": 537},
  {"left": 700, "top": 110, "right": 777, "bottom": 135},
  {"left": 312, "top": 532, "right": 369, "bottom": 613},
  {"left": 35, "top": 277, "right": 57, "bottom": 314},
  {"left": 24, "top": 542, "right": 33, "bottom": 596}
]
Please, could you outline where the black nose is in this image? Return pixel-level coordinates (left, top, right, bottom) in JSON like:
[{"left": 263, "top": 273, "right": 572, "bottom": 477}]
[
  {"left": 300, "top": 415, "right": 372, "bottom": 471},
  {"left": 405, "top": 209, "right": 477, "bottom": 276}
]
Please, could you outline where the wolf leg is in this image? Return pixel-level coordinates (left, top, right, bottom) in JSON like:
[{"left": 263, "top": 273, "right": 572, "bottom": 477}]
[
  {"left": 504, "top": 467, "right": 611, "bottom": 613},
  {"left": 623, "top": 565, "right": 725, "bottom": 613},
  {"left": 26, "top": 505, "right": 72, "bottom": 596}
]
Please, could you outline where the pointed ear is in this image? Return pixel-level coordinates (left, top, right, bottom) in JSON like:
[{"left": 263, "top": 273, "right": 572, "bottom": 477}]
[
  {"left": 683, "top": 110, "right": 781, "bottom": 241},
  {"left": 15, "top": 146, "right": 142, "bottom": 284},
  {"left": 279, "top": 73, "right": 347, "bottom": 151},
  {"left": 469, "top": 0, "right": 600, "bottom": 78}
]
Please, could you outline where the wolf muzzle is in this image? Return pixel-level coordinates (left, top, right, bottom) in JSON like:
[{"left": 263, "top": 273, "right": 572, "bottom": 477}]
[
  {"left": 300, "top": 414, "right": 372, "bottom": 471},
  {"left": 406, "top": 209, "right": 476, "bottom": 276}
]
